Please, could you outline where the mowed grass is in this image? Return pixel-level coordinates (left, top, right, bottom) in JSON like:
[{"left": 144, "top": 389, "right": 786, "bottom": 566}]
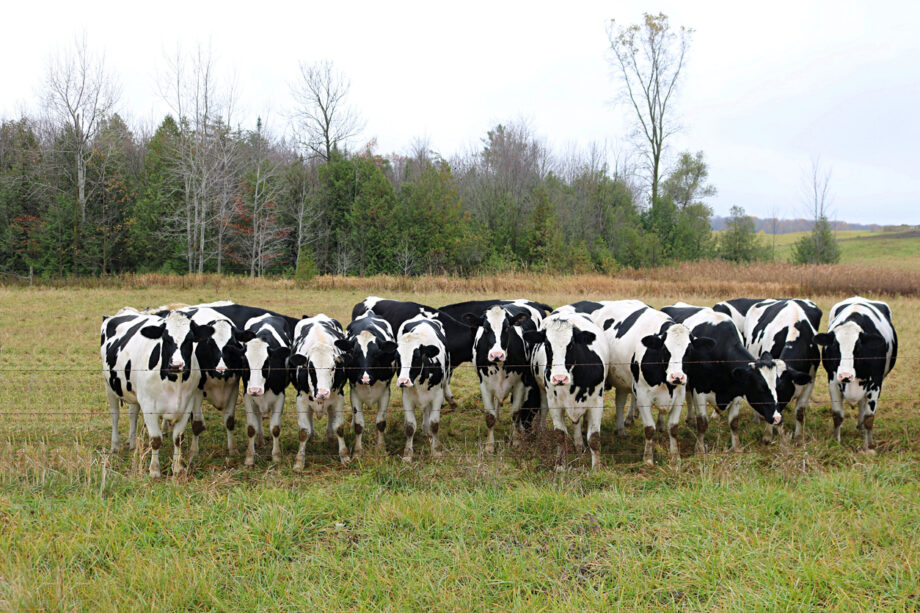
[
  {"left": 1, "top": 281, "right": 919, "bottom": 610},
  {"left": 762, "top": 228, "right": 920, "bottom": 269}
]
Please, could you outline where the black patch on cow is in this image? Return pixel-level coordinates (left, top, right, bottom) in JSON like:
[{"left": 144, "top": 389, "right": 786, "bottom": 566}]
[
  {"left": 614, "top": 306, "right": 649, "bottom": 339},
  {"left": 148, "top": 343, "right": 161, "bottom": 371},
  {"left": 570, "top": 301, "right": 603, "bottom": 315},
  {"left": 124, "top": 360, "right": 132, "bottom": 392}
]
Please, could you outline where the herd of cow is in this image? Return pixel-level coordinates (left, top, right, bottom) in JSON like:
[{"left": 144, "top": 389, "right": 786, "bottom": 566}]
[{"left": 100, "top": 295, "right": 898, "bottom": 477}]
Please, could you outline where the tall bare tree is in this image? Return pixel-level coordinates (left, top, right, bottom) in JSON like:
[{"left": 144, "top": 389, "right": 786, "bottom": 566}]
[
  {"left": 793, "top": 157, "right": 840, "bottom": 264},
  {"left": 290, "top": 60, "right": 363, "bottom": 161},
  {"left": 607, "top": 13, "right": 691, "bottom": 204},
  {"left": 42, "top": 34, "right": 120, "bottom": 271}
]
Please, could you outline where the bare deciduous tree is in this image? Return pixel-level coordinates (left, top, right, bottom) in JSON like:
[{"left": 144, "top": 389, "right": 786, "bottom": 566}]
[
  {"left": 607, "top": 13, "right": 691, "bottom": 204},
  {"left": 290, "top": 60, "right": 363, "bottom": 161},
  {"left": 42, "top": 34, "right": 120, "bottom": 271}
]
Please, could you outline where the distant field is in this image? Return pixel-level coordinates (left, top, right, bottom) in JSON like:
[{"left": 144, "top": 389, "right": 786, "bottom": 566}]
[
  {"left": 1, "top": 276, "right": 918, "bottom": 610},
  {"left": 758, "top": 228, "right": 920, "bottom": 269}
]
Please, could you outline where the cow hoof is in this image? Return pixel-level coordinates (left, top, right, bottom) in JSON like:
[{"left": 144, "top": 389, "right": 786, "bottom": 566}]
[
  {"left": 293, "top": 455, "right": 305, "bottom": 472},
  {"left": 129, "top": 441, "right": 137, "bottom": 451},
  {"left": 339, "top": 454, "right": 351, "bottom": 466},
  {"left": 271, "top": 453, "right": 282, "bottom": 463},
  {"left": 554, "top": 464, "right": 566, "bottom": 473},
  {"left": 401, "top": 454, "right": 413, "bottom": 464},
  {"left": 109, "top": 444, "right": 121, "bottom": 454},
  {"left": 149, "top": 468, "right": 162, "bottom": 479},
  {"left": 484, "top": 443, "right": 495, "bottom": 455},
  {"left": 448, "top": 398, "right": 458, "bottom": 411},
  {"left": 861, "top": 447, "right": 877, "bottom": 456},
  {"left": 730, "top": 445, "right": 743, "bottom": 454},
  {"left": 227, "top": 447, "right": 238, "bottom": 457},
  {"left": 432, "top": 450, "right": 444, "bottom": 459},
  {"left": 695, "top": 442, "right": 707, "bottom": 454},
  {"left": 761, "top": 437, "right": 774, "bottom": 446},
  {"left": 244, "top": 455, "right": 255, "bottom": 467},
  {"left": 644, "top": 457, "right": 654, "bottom": 467}
]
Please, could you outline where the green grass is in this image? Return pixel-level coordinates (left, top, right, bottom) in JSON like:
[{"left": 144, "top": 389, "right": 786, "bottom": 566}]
[
  {"left": 757, "top": 228, "right": 920, "bottom": 269},
  {"left": 1, "top": 284, "right": 919, "bottom": 610}
]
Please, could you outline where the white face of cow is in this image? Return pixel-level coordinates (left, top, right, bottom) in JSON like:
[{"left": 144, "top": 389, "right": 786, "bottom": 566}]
[
  {"left": 307, "top": 344, "right": 337, "bottom": 401},
  {"left": 754, "top": 360, "right": 783, "bottom": 425},
  {"left": 483, "top": 306, "right": 510, "bottom": 362},
  {"left": 355, "top": 331, "right": 376, "bottom": 385},
  {"left": 662, "top": 324, "right": 692, "bottom": 386},
  {"left": 545, "top": 319, "right": 576, "bottom": 386},
  {"left": 244, "top": 338, "right": 269, "bottom": 396},
  {"left": 832, "top": 321, "right": 862, "bottom": 384},
  {"left": 211, "top": 320, "right": 234, "bottom": 373},
  {"left": 395, "top": 330, "right": 441, "bottom": 388},
  {"left": 162, "top": 312, "right": 193, "bottom": 370}
]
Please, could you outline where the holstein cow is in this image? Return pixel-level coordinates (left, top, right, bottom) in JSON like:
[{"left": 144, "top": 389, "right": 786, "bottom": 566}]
[
  {"left": 525, "top": 311, "right": 609, "bottom": 469},
  {"left": 815, "top": 296, "right": 897, "bottom": 453},
  {"left": 352, "top": 297, "right": 475, "bottom": 409},
  {"left": 738, "top": 299, "right": 822, "bottom": 444},
  {"left": 567, "top": 300, "right": 713, "bottom": 465},
  {"left": 234, "top": 313, "right": 293, "bottom": 465},
  {"left": 714, "top": 298, "right": 822, "bottom": 345},
  {"left": 461, "top": 301, "right": 548, "bottom": 452},
  {"left": 661, "top": 302, "right": 809, "bottom": 452},
  {"left": 151, "top": 304, "right": 247, "bottom": 457},
  {"left": 289, "top": 315, "right": 350, "bottom": 469},
  {"left": 394, "top": 314, "right": 451, "bottom": 461},
  {"left": 101, "top": 307, "right": 214, "bottom": 477},
  {"left": 336, "top": 312, "right": 398, "bottom": 454}
]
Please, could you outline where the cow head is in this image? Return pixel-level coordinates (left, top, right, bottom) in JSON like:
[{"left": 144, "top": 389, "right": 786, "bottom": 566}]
[
  {"left": 524, "top": 316, "right": 597, "bottom": 387},
  {"left": 290, "top": 343, "right": 343, "bottom": 402},
  {"left": 816, "top": 322, "right": 885, "bottom": 385},
  {"left": 336, "top": 332, "right": 397, "bottom": 386},
  {"left": 234, "top": 329, "right": 290, "bottom": 397},
  {"left": 465, "top": 305, "right": 530, "bottom": 364},
  {"left": 395, "top": 328, "right": 442, "bottom": 389},
  {"left": 194, "top": 319, "right": 245, "bottom": 380},
  {"left": 141, "top": 312, "right": 213, "bottom": 380},
  {"left": 641, "top": 323, "right": 713, "bottom": 387},
  {"left": 732, "top": 351, "right": 809, "bottom": 425}
]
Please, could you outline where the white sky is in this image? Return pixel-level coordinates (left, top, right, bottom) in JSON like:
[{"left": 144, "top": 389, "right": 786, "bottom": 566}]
[{"left": 2, "top": 0, "right": 918, "bottom": 224}]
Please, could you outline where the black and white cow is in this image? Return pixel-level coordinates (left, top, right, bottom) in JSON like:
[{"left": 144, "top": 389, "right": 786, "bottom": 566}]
[
  {"left": 740, "top": 299, "right": 822, "bottom": 444},
  {"left": 234, "top": 313, "right": 293, "bottom": 466},
  {"left": 438, "top": 299, "right": 553, "bottom": 325},
  {"left": 290, "top": 315, "right": 350, "bottom": 469},
  {"left": 525, "top": 311, "right": 609, "bottom": 469},
  {"left": 567, "top": 300, "right": 712, "bottom": 465},
  {"left": 101, "top": 307, "right": 214, "bottom": 477},
  {"left": 661, "top": 302, "right": 809, "bottom": 452},
  {"left": 815, "top": 296, "right": 897, "bottom": 453},
  {"left": 206, "top": 301, "right": 301, "bottom": 340},
  {"left": 336, "top": 312, "right": 398, "bottom": 454},
  {"left": 394, "top": 314, "right": 451, "bottom": 461},
  {"left": 714, "top": 298, "right": 822, "bottom": 345}
]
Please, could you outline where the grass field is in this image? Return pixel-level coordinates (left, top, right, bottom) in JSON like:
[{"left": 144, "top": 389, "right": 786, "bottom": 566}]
[
  {"left": 1, "top": 275, "right": 919, "bottom": 610},
  {"left": 758, "top": 228, "right": 920, "bottom": 269}
]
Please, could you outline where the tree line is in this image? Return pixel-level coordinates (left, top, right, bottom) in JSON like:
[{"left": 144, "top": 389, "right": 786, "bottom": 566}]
[{"left": 0, "top": 19, "right": 838, "bottom": 280}]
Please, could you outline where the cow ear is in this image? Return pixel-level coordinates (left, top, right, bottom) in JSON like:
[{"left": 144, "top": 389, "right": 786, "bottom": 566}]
[
  {"left": 787, "top": 368, "right": 812, "bottom": 385},
  {"left": 302, "top": 314, "right": 310, "bottom": 319},
  {"left": 641, "top": 334, "right": 664, "bottom": 349},
  {"left": 191, "top": 322, "right": 215, "bottom": 342},
  {"left": 814, "top": 332, "right": 832, "bottom": 346},
  {"left": 691, "top": 336, "right": 715, "bottom": 350},
  {"left": 858, "top": 332, "right": 885, "bottom": 346},
  {"left": 731, "top": 367, "right": 750, "bottom": 383},
  {"left": 141, "top": 324, "right": 165, "bottom": 339},
  {"left": 573, "top": 330, "right": 596, "bottom": 345},
  {"left": 334, "top": 338, "right": 354, "bottom": 352},
  {"left": 420, "top": 344, "right": 440, "bottom": 358},
  {"left": 523, "top": 330, "right": 545, "bottom": 344},
  {"left": 463, "top": 313, "right": 483, "bottom": 328},
  {"left": 234, "top": 329, "right": 256, "bottom": 343},
  {"left": 377, "top": 340, "right": 397, "bottom": 353},
  {"left": 289, "top": 354, "right": 308, "bottom": 367},
  {"left": 511, "top": 312, "right": 531, "bottom": 326},
  {"left": 270, "top": 347, "right": 291, "bottom": 360}
]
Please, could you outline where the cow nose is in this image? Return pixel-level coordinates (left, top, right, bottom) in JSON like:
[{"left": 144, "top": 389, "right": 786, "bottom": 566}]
[
  {"left": 838, "top": 373, "right": 854, "bottom": 383},
  {"left": 315, "top": 389, "right": 330, "bottom": 401},
  {"left": 248, "top": 387, "right": 264, "bottom": 396},
  {"left": 171, "top": 360, "right": 185, "bottom": 369},
  {"left": 397, "top": 378, "right": 412, "bottom": 388},
  {"left": 489, "top": 351, "right": 506, "bottom": 362},
  {"left": 216, "top": 365, "right": 227, "bottom": 373},
  {"left": 669, "top": 373, "right": 686, "bottom": 385},
  {"left": 551, "top": 374, "right": 569, "bottom": 385},
  {"left": 360, "top": 374, "right": 371, "bottom": 384},
  {"left": 772, "top": 410, "right": 782, "bottom": 425}
]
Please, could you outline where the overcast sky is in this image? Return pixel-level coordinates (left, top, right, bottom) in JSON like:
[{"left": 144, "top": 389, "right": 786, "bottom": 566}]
[{"left": 2, "top": 0, "right": 918, "bottom": 224}]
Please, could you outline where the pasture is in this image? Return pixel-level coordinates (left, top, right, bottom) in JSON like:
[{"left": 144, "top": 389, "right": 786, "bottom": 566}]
[
  {"left": 763, "top": 227, "right": 920, "bottom": 269},
  {"left": 1, "top": 272, "right": 919, "bottom": 610}
]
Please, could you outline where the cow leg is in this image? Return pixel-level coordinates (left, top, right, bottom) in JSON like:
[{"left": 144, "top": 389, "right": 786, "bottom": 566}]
[
  {"left": 223, "top": 400, "right": 237, "bottom": 456},
  {"left": 108, "top": 392, "right": 121, "bottom": 453},
  {"left": 692, "top": 393, "right": 709, "bottom": 454},
  {"left": 429, "top": 391, "right": 444, "bottom": 459},
  {"left": 534, "top": 388, "right": 548, "bottom": 433},
  {"left": 793, "top": 380, "right": 815, "bottom": 444},
  {"left": 351, "top": 393, "right": 366, "bottom": 458},
  {"left": 375, "top": 387, "right": 390, "bottom": 454},
  {"left": 402, "top": 392, "right": 417, "bottom": 462},
  {"left": 586, "top": 402, "right": 604, "bottom": 470},
  {"left": 762, "top": 418, "right": 776, "bottom": 445},
  {"left": 243, "top": 394, "right": 259, "bottom": 466},
  {"left": 329, "top": 397, "right": 350, "bottom": 466},
  {"left": 481, "top": 382, "right": 497, "bottom": 454},
  {"left": 666, "top": 391, "right": 684, "bottom": 462},
  {"left": 269, "top": 395, "right": 284, "bottom": 463},
  {"left": 635, "top": 389, "right": 657, "bottom": 466},
  {"left": 140, "top": 406, "right": 163, "bottom": 478},
  {"left": 614, "top": 388, "right": 630, "bottom": 438},
  {"left": 509, "top": 381, "right": 526, "bottom": 447},
  {"left": 445, "top": 382, "right": 458, "bottom": 410},
  {"left": 189, "top": 393, "right": 205, "bottom": 462},
  {"left": 572, "top": 416, "right": 585, "bottom": 454},
  {"left": 727, "top": 399, "right": 743, "bottom": 452},
  {"left": 128, "top": 403, "right": 140, "bottom": 451},
  {"left": 171, "top": 409, "right": 193, "bottom": 476},
  {"left": 655, "top": 410, "right": 667, "bottom": 433},
  {"left": 549, "top": 406, "right": 568, "bottom": 471},
  {"left": 624, "top": 395, "right": 638, "bottom": 427},
  {"left": 293, "top": 394, "right": 312, "bottom": 472},
  {"left": 828, "top": 380, "right": 845, "bottom": 443},
  {"left": 858, "top": 391, "right": 879, "bottom": 454}
]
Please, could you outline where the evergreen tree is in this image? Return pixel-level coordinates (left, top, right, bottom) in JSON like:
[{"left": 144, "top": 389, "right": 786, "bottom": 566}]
[
  {"left": 792, "top": 216, "right": 841, "bottom": 264},
  {"left": 719, "top": 205, "right": 768, "bottom": 262}
]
